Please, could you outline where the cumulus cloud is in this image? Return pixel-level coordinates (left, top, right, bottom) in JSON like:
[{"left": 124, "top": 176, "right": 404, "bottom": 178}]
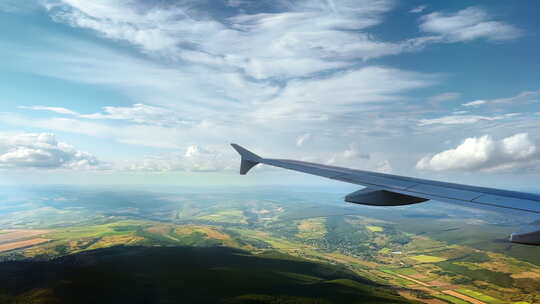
[
  {"left": 325, "top": 143, "right": 371, "bottom": 169},
  {"left": 416, "top": 133, "right": 539, "bottom": 172},
  {"left": 0, "top": 133, "right": 101, "bottom": 170},
  {"left": 343, "top": 143, "right": 370, "bottom": 160},
  {"left": 124, "top": 144, "right": 234, "bottom": 172},
  {"left": 420, "top": 7, "right": 521, "bottom": 42},
  {"left": 376, "top": 160, "right": 392, "bottom": 173}
]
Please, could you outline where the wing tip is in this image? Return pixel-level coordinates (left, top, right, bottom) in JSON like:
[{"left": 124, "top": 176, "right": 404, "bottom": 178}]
[{"left": 230, "top": 143, "right": 262, "bottom": 175}]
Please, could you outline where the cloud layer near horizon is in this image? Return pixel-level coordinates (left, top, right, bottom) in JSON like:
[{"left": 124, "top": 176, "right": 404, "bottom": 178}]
[{"left": 0, "top": 133, "right": 101, "bottom": 170}]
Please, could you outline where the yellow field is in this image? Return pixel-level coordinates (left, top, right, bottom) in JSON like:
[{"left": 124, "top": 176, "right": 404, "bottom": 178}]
[
  {"left": 0, "top": 230, "right": 50, "bottom": 243},
  {"left": 296, "top": 218, "right": 326, "bottom": 239},
  {"left": 87, "top": 234, "right": 144, "bottom": 250},
  {"left": 366, "top": 225, "right": 384, "bottom": 232},
  {"left": 410, "top": 255, "right": 446, "bottom": 263},
  {"left": 175, "top": 225, "right": 229, "bottom": 240},
  {"left": 0, "top": 238, "right": 50, "bottom": 252}
]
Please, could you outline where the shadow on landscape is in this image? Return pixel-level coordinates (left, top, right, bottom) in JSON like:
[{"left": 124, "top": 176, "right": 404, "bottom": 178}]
[{"left": 0, "top": 246, "right": 412, "bottom": 304}]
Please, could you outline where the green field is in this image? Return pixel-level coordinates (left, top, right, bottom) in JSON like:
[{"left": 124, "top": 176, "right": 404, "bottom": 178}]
[
  {"left": 455, "top": 289, "right": 504, "bottom": 304},
  {"left": 434, "top": 295, "right": 469, "bottom": 304},
  {"left": 198, "top": 210, "right": 248, "bottom": 224}
]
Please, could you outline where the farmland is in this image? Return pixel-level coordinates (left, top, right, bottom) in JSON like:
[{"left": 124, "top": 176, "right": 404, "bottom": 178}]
[{"left": 0, "top": 186, "right": 539, "bottom": 303}]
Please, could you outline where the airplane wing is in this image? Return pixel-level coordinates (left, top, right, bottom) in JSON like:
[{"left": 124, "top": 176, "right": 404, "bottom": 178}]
[{"left": 231, "top": 143, "right": 540, "bottom": 245}]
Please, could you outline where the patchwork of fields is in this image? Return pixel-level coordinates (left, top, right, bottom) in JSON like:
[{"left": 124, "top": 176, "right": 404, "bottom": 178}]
[{"left": 1, "top": 187, "right": 539, "bottom": 303}]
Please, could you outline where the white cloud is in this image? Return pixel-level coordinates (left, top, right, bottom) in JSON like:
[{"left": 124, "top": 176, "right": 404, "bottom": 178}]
[
  {"left": 40, "top": 0, "right": 439, "bottom": 80},
  {"left": 80, "top": 103, "right": 188, "bottom": 127},
  {"left": 419, "top": 7, "right": 521, "bottom": 42},
  {"left": 0, "top": 133, "right": 102, "bottom": 170},
  {"left": 490, "top": 90, "right": 540, "bottom": 105},
  {"left": 296, "top": 133, "right": 311, "bottom": 147},
  {"left": 376, "top": 160, "right": 392, "bottom": 173},
  {"left": 4, "top": 0, "right": 532, "bottom": 179},
  {"left": 18, "top": 105, "right": 79, "bottom": 115},
  {"left": 409, "top": 5, "right": 427, "bottom": 14},
  {"left": 455, "top": 90, "right": 540, "bottom": 108},
  {"left": 462, "top": 100, "right": 486, "bottom": 107},
  {"left": 0, "top": 114, "right": 186, "bottom": 149},
  {"left": 418, "top": 113, "right": 518, "bottom": 126},
  {"left": 324, "top": 143, "right": 373, "bottom": 169},
  {"left": 343, "top": 143, "right": 369, "bottom": 159},
  {"left": 416, "top": 133, "right": 539, "bottom": 172},
  {"left": 253, "top": 66, "right": 436, "bottom": 121},
  {"left": 123, "top": 144, "right": 235, "bottom": 172},
  {"left": 19, "top": 103, "right": 191, "bottom": 127}
]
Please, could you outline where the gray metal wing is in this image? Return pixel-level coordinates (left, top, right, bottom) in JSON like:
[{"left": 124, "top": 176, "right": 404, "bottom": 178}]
[{"left": 231, "top": 143, "right": 540, "bottom": 245}]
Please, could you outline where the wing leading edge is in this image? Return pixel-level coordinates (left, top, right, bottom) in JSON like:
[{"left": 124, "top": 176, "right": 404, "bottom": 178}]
[{"left": 231, "top": 143, "right": 540, "bottom": 245}]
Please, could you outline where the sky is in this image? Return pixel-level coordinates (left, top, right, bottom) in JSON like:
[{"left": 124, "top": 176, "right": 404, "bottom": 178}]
[{"left": 0, "top": 0, "right": 539, "bottom": 189}]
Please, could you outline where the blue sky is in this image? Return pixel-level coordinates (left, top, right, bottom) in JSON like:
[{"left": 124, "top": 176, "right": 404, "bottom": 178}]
[{"left": 0, "top": 0, "right": 539, "bottom": 189}]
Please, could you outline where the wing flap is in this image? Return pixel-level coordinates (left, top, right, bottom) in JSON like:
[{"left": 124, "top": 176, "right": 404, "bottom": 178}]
[
  {"left": 330, "top": 172, "right": 418, "bottom": 190},
  {"left": 405, "top": 184, "right": 482, "bottom": 201},
  {"left": 472, "top": 194, "right": 540, "bottom": 213}
]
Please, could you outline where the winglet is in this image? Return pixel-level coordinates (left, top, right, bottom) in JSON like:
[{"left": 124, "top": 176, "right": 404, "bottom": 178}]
[{"left": 231, "top": 144, "right": 262, "bottom": 175}]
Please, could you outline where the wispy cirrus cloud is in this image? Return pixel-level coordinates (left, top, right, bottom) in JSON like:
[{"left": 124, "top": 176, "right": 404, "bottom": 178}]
[
  {"left": 18, "top": 105, "right": 79, "bottom": 115},
  {"left": 419, "top": 7, "right": 521, "bottom": 42},
  {"left": 418, "top": 113, "right": 519, "bottom": 126},
  {"left": 42, "top": 0, "right": 406, "bottom": 80},
  {"left": 409, "top": 5, "right": 427, "bottom": 14},
  {"left": 428, "top": 92, "right": 461, "bottom": 103},
  {"left": 462, "top": 100, "right": 486, "bottom": 107}
]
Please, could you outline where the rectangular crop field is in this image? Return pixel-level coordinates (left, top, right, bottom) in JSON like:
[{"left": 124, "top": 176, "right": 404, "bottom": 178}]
[
  {"left": 410, "top": 255, "right": 446, "bottom": 263},
  {"left": 0, "top": 238, "right": 50, "bottom": 252}
]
